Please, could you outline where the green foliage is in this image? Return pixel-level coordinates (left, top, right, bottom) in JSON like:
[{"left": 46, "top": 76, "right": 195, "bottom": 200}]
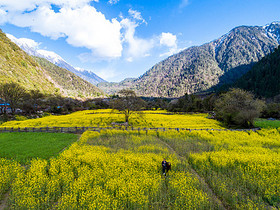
[
  {"left": 0, "top": 133, "right": 78, "bottom": 164},
  {"left": 168, "top": 93, "right": 217, "bottom": 112},
  {"left": 42, "top": 112, "right": 52, "bottom": 117},
  {"left": 261, "top": 103, "right": 280, "bottom": 119},
  {"left": 215, "top": 88, "right": 265, "bottom": 128},
  {"left": 254, "top": 119, "right": 280, "bottom": 128},
  {"left": 234, "top": 45, "right": 280, "bottom": 97},
  {"left": 15, "top": 115, "right": 28, "bottom": 121},
  {"left": 0, "top": 82, "right": 27, "bottom": 114},
  {"left": 21, "top": 61, "right": 28, "bottom": 68}
]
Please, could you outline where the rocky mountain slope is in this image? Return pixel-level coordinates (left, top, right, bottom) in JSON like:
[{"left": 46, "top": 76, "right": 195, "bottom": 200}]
[
  {"left": 99, "top": 22, "right": 280, "bottom": 97},
  {"left": 33, "top": 57, "right": 103, "bottom": 98},
  {"left": 7, "top": 34, "right": 106, "bottom": 85},
  {"left": 0, "top": 30, "right": 103, "bottom": 98},
  {"left": 234, "top": 45, "right": 280, "bottom": 98}
]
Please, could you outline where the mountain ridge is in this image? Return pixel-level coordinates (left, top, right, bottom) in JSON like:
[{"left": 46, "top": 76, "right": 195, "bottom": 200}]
[
  {"left": 6, "top": 34, "right": 106, "bottom": 85},
  {"left": 98, "top": 22, "right": 280, "bottom": 97},
  {"left": 0, "top": 30, "right": 103, "bottom": 98}
]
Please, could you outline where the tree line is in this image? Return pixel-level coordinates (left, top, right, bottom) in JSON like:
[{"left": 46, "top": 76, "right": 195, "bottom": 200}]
[
  {"left": 0, "top": 82, "right": 279, "bottom": 128},
  {"left": 0, "top": 82, "right": 88, "bottom": 117}
]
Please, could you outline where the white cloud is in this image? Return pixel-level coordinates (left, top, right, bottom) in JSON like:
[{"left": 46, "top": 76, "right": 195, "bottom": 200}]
[
  {"left": 128, "top": 8, "right": 146, "bottom": 24},
  {"left": 121, "top": 18, "right": 154, "bottom": 61},
  {"left": 160, "top": 32, "right": 177, "bottom": 48},
  {"left": 108, "top": 0, "right": 120, "bottom": 5},
  {"left": 0, "top": 1, "right": 122, "bottom": 59},
  {"left": 0, "top": 9, "right": 7, "bottom": 24},
  {"left": 159, "top": 32, "right": 180, "bottom": 57},
  {"left": 0, "top": 1, "right": 181, "bottom": 62},
  {"left": 0, "top": 0, "right": 97, "bottom": 11}
]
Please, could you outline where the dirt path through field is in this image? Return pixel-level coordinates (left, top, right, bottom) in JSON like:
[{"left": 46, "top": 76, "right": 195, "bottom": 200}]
[
  {"left": 158, "top": 138, "right": 227, "bottom": 210},
  {"left": 0, "top": 190, "right": 10, "bottom": 210}
]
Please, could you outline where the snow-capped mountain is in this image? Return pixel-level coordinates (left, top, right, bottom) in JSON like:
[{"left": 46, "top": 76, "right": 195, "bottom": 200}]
[
  {"left": 6, "top": 34, "right": 106, "bottom": 85},
  {"left": 75, "top": 67, "right": 106, "bottom": 84},
  {"left": 263, "top": 21, "right": 280, "bottom": 43}
]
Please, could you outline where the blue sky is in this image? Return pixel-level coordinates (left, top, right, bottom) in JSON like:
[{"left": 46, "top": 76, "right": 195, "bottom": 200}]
[{"left": 1, "top": 0, "right": 280, "bottom": 82}]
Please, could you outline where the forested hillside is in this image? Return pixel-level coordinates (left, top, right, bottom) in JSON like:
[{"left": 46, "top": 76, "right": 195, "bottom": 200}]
[{"left": 234, "top": 46, "right": 280, "bottom": 97}]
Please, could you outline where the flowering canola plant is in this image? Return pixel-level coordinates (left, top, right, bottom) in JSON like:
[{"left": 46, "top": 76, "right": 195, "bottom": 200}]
[
  {"left": 6, "top": 130, "right": 213, "bottom": 209},
  {"left": 2, "top": 128, "right": 279, "bottom": 209},
  {"left": 0, "top": 109, "right": 223, "bottom": 129},
  {"left": 184, "top": 129, "right": 280, "bottom": 209},
  {"left": 0, "top": 158, "right": 22, "bottom": 198}
]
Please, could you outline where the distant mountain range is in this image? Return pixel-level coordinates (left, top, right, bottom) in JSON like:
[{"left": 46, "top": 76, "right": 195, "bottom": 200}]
[
  {"left": 98, "top": 22, "right": 280, "bottom": 97},
  {"left": 0, "top": 30, "right": 103, "bottom": 98},
  {"left": 6, "top": 34, "right": 106, "bottom": 85}
]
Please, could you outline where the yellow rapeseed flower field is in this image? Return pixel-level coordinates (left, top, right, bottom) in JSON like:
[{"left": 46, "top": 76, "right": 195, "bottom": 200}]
[
  {"left": 6, "top": 130, "right": 214, "bottom": 209},
  {"left": 0, "top": 109, "right": 223, "bottom": 129},
  {"left": 1, "top": 126, "right": 279, "bottom": 209},
  {"left": 158, "top": 129, "right": 280, "bottom": 209}
]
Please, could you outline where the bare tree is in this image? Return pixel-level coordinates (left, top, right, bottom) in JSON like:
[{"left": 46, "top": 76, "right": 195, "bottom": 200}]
[
  {"left": 215, "top": 88, "right": 265, "bottom": 128},
  {"left": 0, "top": 82, "right": 27, "bottom": 114},
  {"left": 111, "top": 89, "right": 146, "bottom": 124}
]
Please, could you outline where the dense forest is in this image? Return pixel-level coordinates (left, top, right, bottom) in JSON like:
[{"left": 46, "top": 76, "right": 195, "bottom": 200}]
[{"left": 234, "top": 46, "right": 280, "bottom": 98}]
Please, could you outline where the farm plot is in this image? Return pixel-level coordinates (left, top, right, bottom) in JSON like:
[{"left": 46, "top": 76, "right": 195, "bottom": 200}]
[
  {"left": 254, "top": 118, "right": 280, "bottom": 128},
  {"left": 0, "top": 133, "right": 78, "bottom": 164},
  {"left": 5, "top": 130, "right": 218, "bottom": 209},
  {"left": 157, "top": 129, "right": 280, "bottom": 209},
  {"left": 1, "top": 128, "right": 279, "bottom": 209},
  {"left": 0, "top": 109, "right": 224, "bottom": 129}
]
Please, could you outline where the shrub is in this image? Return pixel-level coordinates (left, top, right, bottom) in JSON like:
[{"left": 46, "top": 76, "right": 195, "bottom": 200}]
[{"left": 15, "top": 115, "right": 28, "bottom": 121}]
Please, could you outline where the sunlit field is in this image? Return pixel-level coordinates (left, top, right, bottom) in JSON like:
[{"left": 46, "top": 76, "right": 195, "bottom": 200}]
[
  {"left": 0, "top": 109, "right": 224, "bottom": 129},
  {"left": 160, "top": 129, "right": 280, "bottom": 209},
  {"left": 0, "top": 133, "right": 78, "bottom": 164},
  {"left": 254, "top": 118, "right": 280, "bottom": 128},
  {"left": 0, "top": 128, "right": 279, "bottom": 209},
  {"left": 4, "top": 130, "right": 217, "bottom": 209}
]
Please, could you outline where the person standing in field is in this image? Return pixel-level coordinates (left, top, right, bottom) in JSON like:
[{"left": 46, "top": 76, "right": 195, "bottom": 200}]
[{"left": 162, "top": 158, "right": 167, "bottom": 175}]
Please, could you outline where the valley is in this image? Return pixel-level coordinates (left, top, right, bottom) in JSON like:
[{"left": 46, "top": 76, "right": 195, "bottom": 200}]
[{"left": 0, "top": 2, "right": 280, "bottom": 209}]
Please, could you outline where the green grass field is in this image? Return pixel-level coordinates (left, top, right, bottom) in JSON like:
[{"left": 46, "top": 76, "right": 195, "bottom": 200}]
[
  {"left": 254, "top": 118, "right": 280, "bottom": 128},
  {"left": 0, "top": 133, "right": 78, "bottom": 164}
]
